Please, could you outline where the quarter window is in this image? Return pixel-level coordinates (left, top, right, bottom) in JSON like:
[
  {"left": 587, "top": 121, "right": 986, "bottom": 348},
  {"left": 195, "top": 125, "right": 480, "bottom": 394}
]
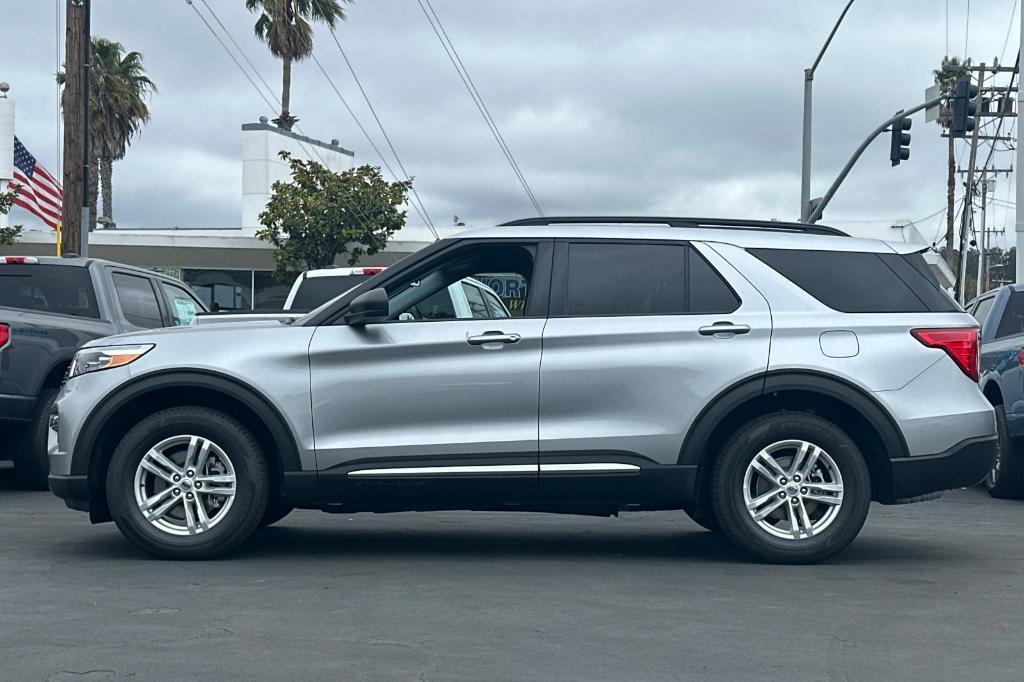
[
  {"left": 971, "top": 296, "right": 995, "bottom": 331},
  {"left": 160, "top": 282, "right": 203, "bottom": 327},
  {"left": 112, "top": 273, "right": 163, "bottom": 328},
  {"left": 995, "top": 292, "right": 1024, "bottom": 339}
]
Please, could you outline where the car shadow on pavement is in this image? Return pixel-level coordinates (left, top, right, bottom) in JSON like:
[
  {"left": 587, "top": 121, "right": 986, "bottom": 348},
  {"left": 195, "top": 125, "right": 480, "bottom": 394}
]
[{"left": 0, "top": 461, "right": 19, "bottom": 491}]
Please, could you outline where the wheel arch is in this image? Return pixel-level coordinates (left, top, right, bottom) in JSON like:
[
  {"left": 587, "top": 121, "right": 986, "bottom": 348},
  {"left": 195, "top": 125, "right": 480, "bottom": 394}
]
[
  {"left": 682, "top": 370, "right": 908, "bottom": 509},
  {"left": 74, "top": 370, "right": 303, "bottom": 523},
  {"left": 981, "top": 378, "right": 1004, "bottom": 406}
]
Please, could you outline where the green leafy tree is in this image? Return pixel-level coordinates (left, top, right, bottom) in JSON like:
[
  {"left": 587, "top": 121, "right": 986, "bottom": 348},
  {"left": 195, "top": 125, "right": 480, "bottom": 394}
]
[
  {"left": 256, "top": 152, "right": 412, "bottom": 279},
  {"left": 59, "top": 37, "right": 156, "bottom": 228},
  {"left": 0, "top": 186, "right": 23, "bottom": 248},
  {"left": 246, "top": 0, "right": 350, "bottom": 130}
]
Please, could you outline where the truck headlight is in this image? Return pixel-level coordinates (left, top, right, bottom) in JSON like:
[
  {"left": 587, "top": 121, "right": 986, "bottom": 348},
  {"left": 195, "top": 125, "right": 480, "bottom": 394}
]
[{"left": 69, "top": 344, "right": 154, "bottom": 378}]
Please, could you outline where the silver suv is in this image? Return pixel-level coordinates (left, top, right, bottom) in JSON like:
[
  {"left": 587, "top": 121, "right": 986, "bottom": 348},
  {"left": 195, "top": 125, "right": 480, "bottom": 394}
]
[{"left": 47, "top": 217, "right": 996, "bottom": 563}]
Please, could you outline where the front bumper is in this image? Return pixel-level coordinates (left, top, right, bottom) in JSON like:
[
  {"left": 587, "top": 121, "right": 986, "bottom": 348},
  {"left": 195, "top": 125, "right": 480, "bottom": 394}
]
[
  {"left": 48, "top": 474, "right": 90, "bottom": 512},
  {"left": 887, "top": 436, "right": 996, "bottom": 501}
]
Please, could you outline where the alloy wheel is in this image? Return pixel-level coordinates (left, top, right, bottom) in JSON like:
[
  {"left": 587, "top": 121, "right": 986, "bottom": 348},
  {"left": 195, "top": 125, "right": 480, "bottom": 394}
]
[
  {"left": 133, "top": 435, "right": 237, "bottom": 537},
  {"left": 742, "top": 439, "right": 844, "bottom": 540}
]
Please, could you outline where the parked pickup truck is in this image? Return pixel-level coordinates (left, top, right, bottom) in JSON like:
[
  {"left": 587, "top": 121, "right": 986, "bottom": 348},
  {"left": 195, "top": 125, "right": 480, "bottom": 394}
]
[
  {"left": 966, "top": 284, "right": 1024, "bottom": 498},
  {"left": 0, "top": 255, "right": 207, "bottom": 488}
]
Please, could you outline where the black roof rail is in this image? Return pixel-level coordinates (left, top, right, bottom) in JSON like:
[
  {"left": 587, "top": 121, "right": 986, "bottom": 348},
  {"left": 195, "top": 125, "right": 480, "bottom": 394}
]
[{"left": 497, "top": 216, "right": 848, "bottom": 237}]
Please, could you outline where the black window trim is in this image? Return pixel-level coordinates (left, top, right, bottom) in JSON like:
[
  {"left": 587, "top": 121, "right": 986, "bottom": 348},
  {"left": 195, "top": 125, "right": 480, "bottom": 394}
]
[
  {"left": 318, "top": 238, "right": 554, "bottom": 326},
  {"left": 548, "top": 238, "right": 742, "bottom": 318}
]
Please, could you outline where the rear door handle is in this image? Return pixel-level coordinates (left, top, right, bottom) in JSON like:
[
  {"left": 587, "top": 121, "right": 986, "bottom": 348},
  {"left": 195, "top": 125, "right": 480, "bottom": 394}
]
[
  {"left": 698, "top": 322, "right": 751, "bottom": 336},
  {"left": 467, "top": 332, "right": 522, "bottom": 346}
]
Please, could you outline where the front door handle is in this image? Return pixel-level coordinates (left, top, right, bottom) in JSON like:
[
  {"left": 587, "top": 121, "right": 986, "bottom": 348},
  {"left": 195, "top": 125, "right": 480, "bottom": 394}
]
[
  {"left": 698, "top": 322, "right": 751, "bottom": 336},
  {"left": 467, "top": 331, "right": 522, "bottom": 346}
]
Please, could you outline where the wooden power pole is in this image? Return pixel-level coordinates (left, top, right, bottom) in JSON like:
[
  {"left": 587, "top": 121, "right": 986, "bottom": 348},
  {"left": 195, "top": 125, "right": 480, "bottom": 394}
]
[{"left": 61, "top": 0, "right": 89, "bottom": 255}]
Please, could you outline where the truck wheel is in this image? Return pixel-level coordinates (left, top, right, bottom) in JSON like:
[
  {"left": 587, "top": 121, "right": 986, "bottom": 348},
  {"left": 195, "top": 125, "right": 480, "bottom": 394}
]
[
  {"left": 105, "top": 407, "right": 269, "bottom": 560},
  {"left": 986, "top": 405, "right": 1024, "bottom": 499},
  {"left": 711, "top": 412, "right": 871, "bottom": 564},
  {"left": 12, "top": 388, "right": 58, "bottom": 490}
]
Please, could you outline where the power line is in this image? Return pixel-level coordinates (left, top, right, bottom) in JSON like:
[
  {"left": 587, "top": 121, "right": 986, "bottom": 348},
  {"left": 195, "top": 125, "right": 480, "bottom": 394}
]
[
  {"left": 326, "top": 31, "right": 437, "bottom": 236},
  {"left": 416, "top": 0, "right": 544, "bottom": 216},
  {"left": 185, "top": 0, "right": 388, "bottom": 234},
  {"left": 310, "top": 0, "right": 438, "bottom": 237},
  {"left": 308, "top": 52, "right": 435, "bottom": 235},
  {"left": 198, "top": 0, "right": 278, "bottom": 105}
]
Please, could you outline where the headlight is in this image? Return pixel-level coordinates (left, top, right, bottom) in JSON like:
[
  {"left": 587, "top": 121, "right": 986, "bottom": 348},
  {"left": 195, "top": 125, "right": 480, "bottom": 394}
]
[{"left": 69, "top": 344, "right": 154, "bottom": 378}]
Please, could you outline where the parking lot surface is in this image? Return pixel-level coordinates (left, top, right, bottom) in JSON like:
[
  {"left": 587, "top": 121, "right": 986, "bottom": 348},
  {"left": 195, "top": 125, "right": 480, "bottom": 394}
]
[{"left": 1, "top": 461, "right": 1022, "bottom": 681}]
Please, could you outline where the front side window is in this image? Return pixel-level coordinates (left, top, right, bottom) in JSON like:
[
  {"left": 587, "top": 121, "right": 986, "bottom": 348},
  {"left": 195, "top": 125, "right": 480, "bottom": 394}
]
[
  {"left": 971, "top": 296, "right": 995, "bottom": 331},
  {"left": 160, "top": 281, "right": 202, "bottom": 326},
  {"left": 112, "top": 273, "right": 163, "bottom": 328},
  {"left": 386, "top": 243, "right": 536, "bottom": 322}
]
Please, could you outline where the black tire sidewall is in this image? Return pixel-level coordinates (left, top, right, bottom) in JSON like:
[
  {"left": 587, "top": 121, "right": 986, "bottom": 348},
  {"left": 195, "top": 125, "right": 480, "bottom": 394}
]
[
  {"left": 106, "top": 407, "right": 268, "bottom": 559},
  {"left": 713, "top": 413, "right": 871, "bottom": 564},
  {"left": 13, "top": 388, "right": 58, "bottom": 490}
]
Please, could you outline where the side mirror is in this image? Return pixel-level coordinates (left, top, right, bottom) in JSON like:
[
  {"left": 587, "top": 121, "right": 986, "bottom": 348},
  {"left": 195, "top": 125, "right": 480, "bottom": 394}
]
[{"left": 345, "top": 287, "right": 389, "bottom": 326}]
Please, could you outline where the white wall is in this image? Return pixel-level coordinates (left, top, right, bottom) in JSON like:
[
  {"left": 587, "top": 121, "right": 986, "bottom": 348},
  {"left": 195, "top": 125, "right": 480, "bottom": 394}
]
[{"left": 241, "top": 122, "right": 354, "bottom": 234}]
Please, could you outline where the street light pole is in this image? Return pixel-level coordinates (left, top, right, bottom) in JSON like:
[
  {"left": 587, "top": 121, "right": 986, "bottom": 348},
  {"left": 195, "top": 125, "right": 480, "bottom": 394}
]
[{"left": 800, "top": 0, "right": 855, "bottom": 222}]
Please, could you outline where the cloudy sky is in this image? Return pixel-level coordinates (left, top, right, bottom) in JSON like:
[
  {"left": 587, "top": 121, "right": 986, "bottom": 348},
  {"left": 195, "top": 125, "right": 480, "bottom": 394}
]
[{"left": 3, "top": 0, "right": 1020, "bottom": 245}]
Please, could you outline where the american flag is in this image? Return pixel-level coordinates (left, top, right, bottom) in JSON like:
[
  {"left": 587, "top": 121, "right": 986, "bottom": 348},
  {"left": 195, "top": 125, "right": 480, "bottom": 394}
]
[{"left": 11, "top": 137, "right": 63, "bottom": 231}]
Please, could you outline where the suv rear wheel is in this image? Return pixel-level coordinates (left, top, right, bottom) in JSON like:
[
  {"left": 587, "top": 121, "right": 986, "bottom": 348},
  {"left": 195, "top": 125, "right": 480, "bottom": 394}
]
[
  {"left": 105, "top": 407, "right": 269, "bottom": 559},
  {"left": 711, "top": 412, "right": 871, "bottom": 564}
]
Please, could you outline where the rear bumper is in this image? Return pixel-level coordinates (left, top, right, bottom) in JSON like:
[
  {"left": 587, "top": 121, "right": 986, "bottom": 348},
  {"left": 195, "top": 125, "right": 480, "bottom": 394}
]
[
  {"left": 48, "top": 474, "right": 90, "bottom": 513},
  {"left": 887, "top": 436, "right": 996, "bottom": 501}
]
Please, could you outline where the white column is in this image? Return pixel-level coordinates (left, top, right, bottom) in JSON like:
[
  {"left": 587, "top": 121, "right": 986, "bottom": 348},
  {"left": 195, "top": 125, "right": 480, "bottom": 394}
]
[{"left": 0, "top": 94, "right": 14, "bottom": 230}]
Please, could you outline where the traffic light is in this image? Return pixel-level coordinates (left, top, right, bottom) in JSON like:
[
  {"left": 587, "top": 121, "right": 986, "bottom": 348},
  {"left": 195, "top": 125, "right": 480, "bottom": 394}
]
[
  {"left": 951, "top": 76, "right": 979, "bottom": 137},
  {"left": 890, "top": 116, "right": 912, "bottom": 166}
]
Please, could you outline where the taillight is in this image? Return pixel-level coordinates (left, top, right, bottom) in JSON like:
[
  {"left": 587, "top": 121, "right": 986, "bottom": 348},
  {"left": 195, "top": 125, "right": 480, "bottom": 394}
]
[
  {"left": 911, "top": 328, "right": 980, "bottom": 382},
  {"left": 359, "top": 268, "right": 385, "bottom": 275},
  {"left": 0, "top": 323, "right": 9, "bottom": 350},
  {"left": 0, "top": 256, "right": 37, "bottom": 264},
  {"left": 1019, "top": 348, "right": 1024, "bottom": 367}
]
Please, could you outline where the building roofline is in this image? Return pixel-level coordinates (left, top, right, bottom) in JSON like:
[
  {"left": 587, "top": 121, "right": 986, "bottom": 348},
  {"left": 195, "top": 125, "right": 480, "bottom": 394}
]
[{"left": 241, "top": 122, "right": 355, "bottom": 157}]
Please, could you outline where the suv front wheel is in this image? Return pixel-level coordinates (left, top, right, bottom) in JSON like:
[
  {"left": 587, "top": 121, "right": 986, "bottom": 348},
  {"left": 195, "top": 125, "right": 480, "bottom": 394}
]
[
  {"left": 711, "top": 412, "right": 871, "bottom": 564},
  {"left": 106, "top": 407, "right": 269, "bottom": 559}
]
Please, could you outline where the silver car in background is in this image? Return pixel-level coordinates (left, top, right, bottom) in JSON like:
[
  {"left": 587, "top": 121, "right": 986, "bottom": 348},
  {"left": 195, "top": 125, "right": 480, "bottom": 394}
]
[{"left": 47, "top": 216, "right": 996, "bottom": 563}]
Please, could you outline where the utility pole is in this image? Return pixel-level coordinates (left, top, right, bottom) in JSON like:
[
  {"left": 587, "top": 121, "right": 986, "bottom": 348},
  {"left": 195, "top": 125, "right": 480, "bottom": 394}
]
[
  {"left": 800, "top": 0, "right": 855, "bottom": 222},
  {"left": 958, "top": 64, "right": 985, "bottom": 304},
  {"left": 61, "top": 0, "right": 90, "bottom": 256},
  {"left": 977, "top": 173, "right": 988, "bottom": 297},
  {"left": 1018, "top": 23, "right": 1024, "bottom": 282}
]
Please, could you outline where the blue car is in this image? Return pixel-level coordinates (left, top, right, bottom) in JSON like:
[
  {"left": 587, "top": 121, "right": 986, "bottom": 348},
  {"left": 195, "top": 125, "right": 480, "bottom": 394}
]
[{"left": 967, "top": 284, "right": 1024, "bottom": 498}]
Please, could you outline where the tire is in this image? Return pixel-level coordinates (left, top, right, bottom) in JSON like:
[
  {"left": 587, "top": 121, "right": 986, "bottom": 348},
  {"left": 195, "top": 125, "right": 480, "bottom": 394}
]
[
  {"left": 105, "top": 406, "right": 269, "bottom": 560},
  {"left": 711, "top": 412, "right": 871, "bottom": 565},
  {"left": 259, "top": 498, "right": 294, "bottom": 528},
  {"left": 985, "top": 404, "right": 1024, "bottom": 499},
  {"left": 683, "top": 504, "right": 720, "bottom": 533},
  {"left": 12, "top": 388, "right": 58, "bottom": 490}
]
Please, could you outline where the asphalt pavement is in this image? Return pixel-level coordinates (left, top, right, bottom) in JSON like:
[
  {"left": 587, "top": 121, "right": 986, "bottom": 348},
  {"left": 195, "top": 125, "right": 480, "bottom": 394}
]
[{"left": 1, "top": 460, "right": 1022, "bottom": 681}]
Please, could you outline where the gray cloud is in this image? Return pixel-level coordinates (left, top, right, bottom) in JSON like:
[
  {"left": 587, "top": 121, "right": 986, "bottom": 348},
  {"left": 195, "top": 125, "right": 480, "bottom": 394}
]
[{"left": 3, "top": 0, "right": 1018, "bottom": 244}]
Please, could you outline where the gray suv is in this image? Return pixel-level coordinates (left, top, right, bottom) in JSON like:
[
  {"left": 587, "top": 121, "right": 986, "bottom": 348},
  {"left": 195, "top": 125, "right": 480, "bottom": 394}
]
[{"left": 47, "top": 217, "right": 996, "bottom": 563}]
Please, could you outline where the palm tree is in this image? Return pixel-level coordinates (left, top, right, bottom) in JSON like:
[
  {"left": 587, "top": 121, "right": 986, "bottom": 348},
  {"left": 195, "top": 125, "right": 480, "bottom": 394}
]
[
  {"left": 246, "top": 0, "right": 350, "bottom": 130},
  {"left": 59, "top": 38, "right": 155, "bottom": 228}
]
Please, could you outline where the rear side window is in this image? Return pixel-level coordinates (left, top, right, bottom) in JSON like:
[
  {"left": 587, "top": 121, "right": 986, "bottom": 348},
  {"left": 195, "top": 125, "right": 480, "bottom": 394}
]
[
  {"left": 563, "top": 242, "right": 739, "bottom": 317},
  {"left": 750, "top": 249, "right": 958, "bottom": 313},
  {"left": 112, "top": 273, "right": 163, "bottom": 328},
  {"left": 995, "top": 292, "right": 1024, "bottom": 339},
  {"left": 160, "top": 281, "right": 203, "bottom": 327},
  {"left": 0, "top": 264, "right": 99, "bottom": 318}
]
